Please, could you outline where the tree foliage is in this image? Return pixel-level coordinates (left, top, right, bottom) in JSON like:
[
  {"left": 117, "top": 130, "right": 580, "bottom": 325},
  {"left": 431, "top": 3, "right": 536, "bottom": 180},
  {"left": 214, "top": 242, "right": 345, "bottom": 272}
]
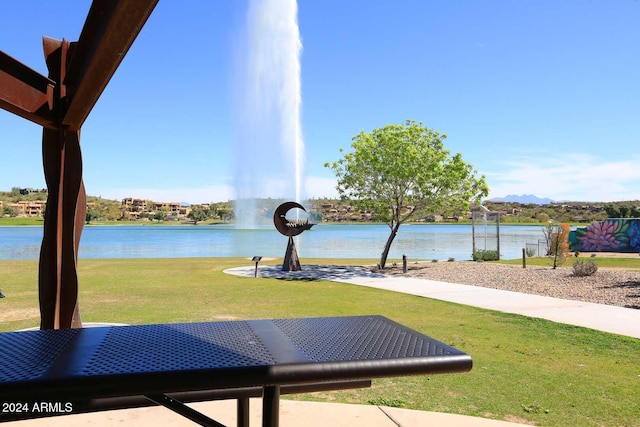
[
  {"left": 85, "top": 207, "right": 101, "bottom": 224},
  {"left": 187, "top": 207, "right": 209, "bottom": 225},
  {"left": 604, "top": 203, "right": 640, "bottom": 218},
  {"left": 325, "top": 120, "right": 488, "bottom": 268}
]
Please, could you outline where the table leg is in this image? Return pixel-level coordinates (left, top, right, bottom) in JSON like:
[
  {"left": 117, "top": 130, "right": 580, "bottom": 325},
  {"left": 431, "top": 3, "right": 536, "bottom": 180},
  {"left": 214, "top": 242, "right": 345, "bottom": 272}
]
[
  {"left": 262, "top": 385, "right": 280, "bottom": 427},
  {"left": 145, "top": 394, "right": 226, "bottom": 427},
  {"left": 237, "top": 397, "right": 250, "bottom": 427}
]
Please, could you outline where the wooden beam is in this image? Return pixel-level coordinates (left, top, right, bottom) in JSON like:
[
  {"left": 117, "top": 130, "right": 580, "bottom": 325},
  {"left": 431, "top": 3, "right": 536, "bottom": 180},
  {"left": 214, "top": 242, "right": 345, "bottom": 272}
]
[{"left": 62, "top": 0, "right": 159, "bottom": 129}]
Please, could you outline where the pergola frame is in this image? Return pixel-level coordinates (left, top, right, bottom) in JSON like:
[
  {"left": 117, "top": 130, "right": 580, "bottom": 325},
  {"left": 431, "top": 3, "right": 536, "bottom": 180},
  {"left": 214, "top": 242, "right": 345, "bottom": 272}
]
[{"left": 0, "top": 0, "right": 158, "bottom": 329}]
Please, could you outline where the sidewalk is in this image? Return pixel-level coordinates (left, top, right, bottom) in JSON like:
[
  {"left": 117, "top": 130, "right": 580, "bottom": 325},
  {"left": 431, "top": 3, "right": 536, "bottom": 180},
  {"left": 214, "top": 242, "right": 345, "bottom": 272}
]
[
  {"left": 8, "top": 399, "right": 528, "bottom": 426},
  {"left": 337, "top": 273, "right": 640, "bottom": 340},
  {"left": 226, "top": 264, "right": 640, "bottom": 339}
]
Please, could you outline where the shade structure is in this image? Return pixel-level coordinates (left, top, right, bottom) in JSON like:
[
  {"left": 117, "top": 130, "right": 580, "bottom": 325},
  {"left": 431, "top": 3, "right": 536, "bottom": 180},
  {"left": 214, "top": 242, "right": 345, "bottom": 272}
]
[{"left": 0, "top": 0, "right": 158, "bottom": 329}]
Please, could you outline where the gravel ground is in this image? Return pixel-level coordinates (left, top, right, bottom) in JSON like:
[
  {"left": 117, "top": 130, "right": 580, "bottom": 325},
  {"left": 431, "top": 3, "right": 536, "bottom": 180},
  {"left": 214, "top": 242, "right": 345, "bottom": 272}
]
[{"left": 381, "top": 261, "right": 640, "bottom": 309}]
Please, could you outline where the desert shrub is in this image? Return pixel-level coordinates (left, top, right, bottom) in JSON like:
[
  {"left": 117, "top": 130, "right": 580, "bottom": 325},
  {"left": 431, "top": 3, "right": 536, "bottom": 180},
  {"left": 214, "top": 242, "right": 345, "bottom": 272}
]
[
  {"left": 473, "top": 250, "right": 499, "bottom": 261},
  {"left": 572, "top": 259, "right": 598, "bottom": 277}
]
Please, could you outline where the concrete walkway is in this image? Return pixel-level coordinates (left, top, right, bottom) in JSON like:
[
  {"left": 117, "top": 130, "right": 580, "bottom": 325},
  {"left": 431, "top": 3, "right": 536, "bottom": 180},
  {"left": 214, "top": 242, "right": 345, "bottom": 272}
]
[
  {"left": 8, "top": 399, "right": 528, "bottom": 426},
  {"left": 9, "top": 264, "right": 638, "bottom": 427},
  {"left": 226, "top": 264, "right": 640, "bottom": 339}
]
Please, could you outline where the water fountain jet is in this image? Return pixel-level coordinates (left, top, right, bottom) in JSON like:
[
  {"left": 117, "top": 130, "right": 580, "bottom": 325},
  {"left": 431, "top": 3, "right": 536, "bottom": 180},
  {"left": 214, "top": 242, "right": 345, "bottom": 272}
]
[{"left": 232, "top": 0, "right": 305, "bottom": 229}]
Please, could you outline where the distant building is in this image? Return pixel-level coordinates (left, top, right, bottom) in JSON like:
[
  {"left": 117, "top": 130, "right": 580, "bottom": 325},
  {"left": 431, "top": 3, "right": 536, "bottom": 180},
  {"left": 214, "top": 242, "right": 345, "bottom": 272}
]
[
  {"left": 19, "top": 188, "right": 47, "bottom": 196},
  {"left": 121, "top": 198, "right": 191, "bottom": 220},
  {"left": 7, "top": 200, "right": 47, "bottom": 217}
]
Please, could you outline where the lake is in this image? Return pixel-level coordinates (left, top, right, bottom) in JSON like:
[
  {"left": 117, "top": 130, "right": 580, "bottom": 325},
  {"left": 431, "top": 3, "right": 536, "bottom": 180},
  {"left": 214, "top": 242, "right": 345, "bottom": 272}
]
[{"left": 0, "top": 224, "right": 547, "bottom": 261}]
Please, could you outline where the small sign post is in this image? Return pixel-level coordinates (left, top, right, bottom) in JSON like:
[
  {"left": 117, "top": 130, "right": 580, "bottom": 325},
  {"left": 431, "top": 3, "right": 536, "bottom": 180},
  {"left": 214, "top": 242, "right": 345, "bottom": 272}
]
[{"left": 252, "top": 256, "right": 262, "bottom": 278}]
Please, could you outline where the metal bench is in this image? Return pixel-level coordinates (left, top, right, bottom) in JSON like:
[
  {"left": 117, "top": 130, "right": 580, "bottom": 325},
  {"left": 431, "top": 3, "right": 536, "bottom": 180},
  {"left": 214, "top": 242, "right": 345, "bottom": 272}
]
[{"left": 0, "top": 315, "right": 472, "bottom": 427}]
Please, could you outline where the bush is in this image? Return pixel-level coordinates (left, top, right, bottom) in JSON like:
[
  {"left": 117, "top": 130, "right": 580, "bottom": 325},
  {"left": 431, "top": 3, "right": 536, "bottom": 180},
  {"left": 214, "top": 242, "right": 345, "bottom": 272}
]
[
  {"left": 473, "top": 250, "right": 499, "bottom": 261},
  {"left": 572, "top": 259, "right": 598, "bottom": 277}
]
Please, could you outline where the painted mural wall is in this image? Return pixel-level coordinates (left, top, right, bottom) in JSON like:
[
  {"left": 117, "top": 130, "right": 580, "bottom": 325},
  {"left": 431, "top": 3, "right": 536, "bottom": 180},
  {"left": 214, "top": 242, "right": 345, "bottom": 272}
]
[{"left": 569, "top": 218, "right": 640, "bottom": 252}]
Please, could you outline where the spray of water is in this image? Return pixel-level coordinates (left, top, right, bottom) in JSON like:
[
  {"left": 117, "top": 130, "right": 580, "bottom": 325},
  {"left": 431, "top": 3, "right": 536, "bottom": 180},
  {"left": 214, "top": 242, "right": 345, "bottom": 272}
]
[{"left": 233, "top": 0, "right": 305, "bottom": 228}]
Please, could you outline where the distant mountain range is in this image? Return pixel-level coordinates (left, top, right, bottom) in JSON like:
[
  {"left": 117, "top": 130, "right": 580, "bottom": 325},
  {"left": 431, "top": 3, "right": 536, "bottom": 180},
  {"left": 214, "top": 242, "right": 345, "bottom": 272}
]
[{"left": 487, "top": 194, "right": 555, "bottom": 204}]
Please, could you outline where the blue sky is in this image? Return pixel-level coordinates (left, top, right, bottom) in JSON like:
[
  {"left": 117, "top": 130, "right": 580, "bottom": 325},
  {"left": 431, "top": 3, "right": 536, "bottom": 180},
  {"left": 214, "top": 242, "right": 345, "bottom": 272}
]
[{"left": 1, "top": 0, "right": 639, "bottom": 204}]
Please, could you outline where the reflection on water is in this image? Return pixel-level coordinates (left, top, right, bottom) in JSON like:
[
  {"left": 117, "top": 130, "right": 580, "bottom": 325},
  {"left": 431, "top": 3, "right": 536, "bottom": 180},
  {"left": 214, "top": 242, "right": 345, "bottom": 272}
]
[{"left": 0, "top": 224, "right": 546, "bottom": 261}]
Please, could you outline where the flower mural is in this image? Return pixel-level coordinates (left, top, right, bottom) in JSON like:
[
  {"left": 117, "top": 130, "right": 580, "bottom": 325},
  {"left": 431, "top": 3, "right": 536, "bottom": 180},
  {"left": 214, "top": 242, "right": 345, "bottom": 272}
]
[
  {"left": 628, "top": 221, "right": 640, "bottom": 251},
  {"left": 571, "top": 219, "right": 636, "bottom": 252},
  {"left": 578, "top": 220, "right": 620, "bottom": 251}
]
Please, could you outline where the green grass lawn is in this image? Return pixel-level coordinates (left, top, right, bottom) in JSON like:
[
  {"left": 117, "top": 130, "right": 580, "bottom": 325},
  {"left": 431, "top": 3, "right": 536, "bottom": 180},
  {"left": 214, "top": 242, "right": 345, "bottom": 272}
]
[
  {"left": 1, "top": 257, "right": 638, "bottom": 426},
  {"left": 0, "top": 217, "right": 44, "bottom": 226}
]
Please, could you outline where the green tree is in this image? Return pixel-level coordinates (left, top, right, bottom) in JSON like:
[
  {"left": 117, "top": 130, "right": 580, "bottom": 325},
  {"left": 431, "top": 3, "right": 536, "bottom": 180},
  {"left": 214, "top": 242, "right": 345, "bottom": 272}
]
[
  {"left": 187, "top": 207, "right": 208, "bottom": 225},
  {"left": 106, "top": 204, "right": 123, "bottom": 221},
  {"left": 619, "top": 205, "right": 630, "bottom": 218},
  {"left": 604, "top": 204, "right": 620, "bottom": 218},
  {"left": 3, "top": 206, "right": 18, "bottom": 217},
  {"left": 153, "top": 210, "right": 167, "bottom": 222},
  {"left": 85, "top": 208, "right": 101, "bottom": 224},
  {"left": 537, "top": 212, "right": 550, "bottom": 223},
  {"left": 207, "top": 204, "right": 220, "bottom": 221},
  {"left": 325, "top": 120, "right": 489, "bottom": 269},
  {"left": 218, "top": 208, "right": 234, "bottom": 223}
]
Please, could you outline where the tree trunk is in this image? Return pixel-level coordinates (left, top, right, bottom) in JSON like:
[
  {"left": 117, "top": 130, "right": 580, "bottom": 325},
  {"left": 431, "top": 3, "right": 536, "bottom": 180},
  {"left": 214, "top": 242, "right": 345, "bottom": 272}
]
[{"left": 379, "top": 223, "right": 401, "bottom": 269}]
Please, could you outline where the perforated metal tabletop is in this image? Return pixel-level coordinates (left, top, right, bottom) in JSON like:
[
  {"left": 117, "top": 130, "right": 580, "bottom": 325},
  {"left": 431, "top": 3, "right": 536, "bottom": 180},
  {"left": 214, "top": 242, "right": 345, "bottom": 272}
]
[{"left": 0, "top": 315, "right": 472, "bottom": 426}]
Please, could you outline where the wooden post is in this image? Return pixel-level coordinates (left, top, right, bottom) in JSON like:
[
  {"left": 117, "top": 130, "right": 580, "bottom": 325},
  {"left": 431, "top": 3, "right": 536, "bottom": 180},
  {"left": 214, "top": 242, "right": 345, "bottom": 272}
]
[{"left": 496, "top": 212, "right": 501, "bottom": 261}]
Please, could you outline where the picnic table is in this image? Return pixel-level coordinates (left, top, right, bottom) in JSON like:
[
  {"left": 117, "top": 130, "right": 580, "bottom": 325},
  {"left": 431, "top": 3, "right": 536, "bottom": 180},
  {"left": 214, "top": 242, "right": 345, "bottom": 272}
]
[{"left": 0, "top": 315, "right": 472, "bottom": 427}]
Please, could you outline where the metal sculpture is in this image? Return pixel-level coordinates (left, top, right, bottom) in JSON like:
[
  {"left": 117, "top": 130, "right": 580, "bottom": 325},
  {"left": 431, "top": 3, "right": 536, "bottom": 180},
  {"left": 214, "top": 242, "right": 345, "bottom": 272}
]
[
  {"left": 273, "top": 201, "right": 313, "bottom": 271},
  {"left": 0, "top": 0, "right": 158, "bottom": 329}
]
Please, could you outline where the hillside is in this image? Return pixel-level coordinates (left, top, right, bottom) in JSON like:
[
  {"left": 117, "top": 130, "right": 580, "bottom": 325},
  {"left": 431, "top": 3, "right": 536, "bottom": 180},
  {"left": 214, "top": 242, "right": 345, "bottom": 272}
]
[{"left": 3, "top": 188, "right": 640, "bottom": 225}]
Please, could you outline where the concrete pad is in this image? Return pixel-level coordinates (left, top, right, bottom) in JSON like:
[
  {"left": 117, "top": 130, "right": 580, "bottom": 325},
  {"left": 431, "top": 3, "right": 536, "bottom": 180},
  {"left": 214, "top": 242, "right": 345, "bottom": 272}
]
[{"left": 5, "top": 399, "right": 530, "bottom": 427}]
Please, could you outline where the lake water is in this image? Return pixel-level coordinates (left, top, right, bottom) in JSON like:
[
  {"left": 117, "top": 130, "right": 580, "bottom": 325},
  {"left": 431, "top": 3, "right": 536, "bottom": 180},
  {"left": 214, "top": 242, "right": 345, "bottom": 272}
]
[{"left": 0, "top": 224, "right": 547, "bottom": 261}]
